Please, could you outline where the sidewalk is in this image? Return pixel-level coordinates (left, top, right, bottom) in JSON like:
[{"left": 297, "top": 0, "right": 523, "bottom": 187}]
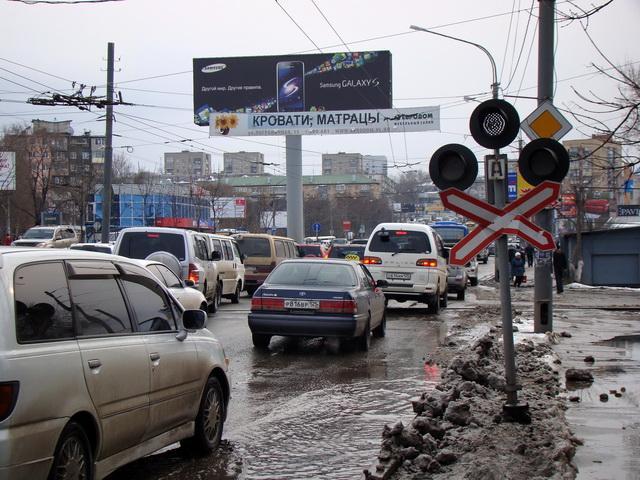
[
  {"left": 474, "top": 259, "right": 639, "bottom": 478},
  {"left": 552, "top": 285, "right": 640, "bottom": 480}
]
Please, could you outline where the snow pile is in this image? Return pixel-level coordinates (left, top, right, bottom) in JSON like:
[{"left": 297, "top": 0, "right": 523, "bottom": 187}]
[{"left": 364, "top": 333, "right": 580, "bottom": 480}]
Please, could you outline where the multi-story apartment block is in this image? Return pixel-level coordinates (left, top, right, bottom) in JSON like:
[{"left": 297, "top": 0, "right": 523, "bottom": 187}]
[
  {"left": 322, "top": 152, "right": 363, "bottom": 176},
  {"left": 363, "top": 155, "right": 388, "bottom": 176},
  {"left": 222, "top": 151, "right": 264, "bottom": 176},
  {"left": 164, "top": 150, "right": 211, "bottom": 181},
  {"left": 563, "top": 134, "right": 624, "bottom": 209}
]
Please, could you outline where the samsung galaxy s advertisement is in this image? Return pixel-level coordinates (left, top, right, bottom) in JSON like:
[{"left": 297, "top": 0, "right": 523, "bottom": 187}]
[{"left": 193, "top": 51, "right": 392, "bottom": 126}]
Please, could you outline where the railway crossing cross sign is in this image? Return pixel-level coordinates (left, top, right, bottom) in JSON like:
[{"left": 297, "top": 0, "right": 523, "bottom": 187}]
[{"left": 440, "top": 181, "right": 560, "bottom": 265}]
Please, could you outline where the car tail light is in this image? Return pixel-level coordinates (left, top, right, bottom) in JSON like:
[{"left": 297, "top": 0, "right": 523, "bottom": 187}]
[
  {"left": 319, "top": 299, "right": 357, "bottom": 314},
  {"left": 0, "top": 382, "right": 19, "bottom": 422},
  {"left": 251, "top": 297, "right": 285, "bottom": 311},
  {"left": 417, "top": 259, "right": 438, "bottom": 267},
  {"left": 188, "top": 263, "right": 200, "bottom": 284},
  {"left": 363, "top": 256, "right": 382, "bottom": 265}
]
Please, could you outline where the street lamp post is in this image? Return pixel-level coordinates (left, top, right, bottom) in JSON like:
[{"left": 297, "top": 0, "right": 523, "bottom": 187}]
[{"left": 410, "top": 25, "right": 529, "bottom": 421}]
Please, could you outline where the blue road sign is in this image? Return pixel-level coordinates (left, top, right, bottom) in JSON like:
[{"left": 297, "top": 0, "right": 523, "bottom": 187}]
[{"left": 312, "top": 222, "right": 321, "bottom": 233}]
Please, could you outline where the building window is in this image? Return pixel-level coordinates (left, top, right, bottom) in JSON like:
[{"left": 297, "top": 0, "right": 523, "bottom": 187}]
[
  {"left": 94, "top": 138, "right": 105, "bottom": 145},
  {"left": 81, "top": 151, "right": 90, "bottom": 160},
  {"left": 336, "top": 184, "right": 346, "bottom": 193},
  {"left": 69, "top": 151, "right": 77, "bottom": 160}
]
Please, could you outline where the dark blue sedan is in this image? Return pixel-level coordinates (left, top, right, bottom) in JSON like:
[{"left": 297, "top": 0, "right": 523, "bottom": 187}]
[{"left": 248, "top": 259, "right": 387, "bottom": 351}]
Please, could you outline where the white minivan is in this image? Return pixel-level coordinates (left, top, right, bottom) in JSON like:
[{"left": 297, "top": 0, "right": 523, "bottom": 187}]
[
  {"left": 114, "top": 227, "right": 222, "bottom": 312},
  {"left": 206, "top": 234, "right": 245, "bottom": 303},
  {"left": 363, "top": 223, "right": 449, "bottom": 313}
]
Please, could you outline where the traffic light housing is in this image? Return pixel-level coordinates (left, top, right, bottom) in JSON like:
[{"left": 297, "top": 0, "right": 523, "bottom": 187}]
[
  {"left": 429, "top": 144, "right": 478, "bottom": 191},
  {"left": 470, "top": 99, "right": 520, "bottom": 149},
  {"left": 518, "top": 137, "right": 569, "bottom": 185}
]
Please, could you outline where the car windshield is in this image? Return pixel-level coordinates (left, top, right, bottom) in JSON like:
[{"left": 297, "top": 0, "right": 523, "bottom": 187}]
[
  {"left": 431, "top": 227, "right": 466, "bottom": 243},
  {"left": 298, "top": 245, "right": 322, "bottom": 257},
  {"left": 236, "top": 237, "right": 270, "bottom": 257},
  {"left": 22, "top": 228, "right": 55, "bottom": 239},
  {"left": 368, "top": 230, "right": 431, "bottom": 254},
  {"left": 117, "top": 232, "right": 186, "bottom": 261},
  {"left": 329, "top": 246, "right": 364, "bottom": 261},
  {"left": 267, "top": 262, "right": 357, "bottom": 287}
]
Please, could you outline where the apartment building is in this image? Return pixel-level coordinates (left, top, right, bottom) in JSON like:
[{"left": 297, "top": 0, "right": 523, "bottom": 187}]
[{"left": 164, "top": 150, "right": 211, "bottom": 181}]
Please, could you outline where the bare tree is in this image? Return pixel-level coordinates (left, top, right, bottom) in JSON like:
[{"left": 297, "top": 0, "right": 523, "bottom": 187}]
[
  {"left": 132, "top": 169, "right": 160, "bottom": 226},
  {"left": 1, "top": 123, "right": 60, "bottom": 227},
  {"left": 112, "top": 151, "right": 134, "bottom": 183}
]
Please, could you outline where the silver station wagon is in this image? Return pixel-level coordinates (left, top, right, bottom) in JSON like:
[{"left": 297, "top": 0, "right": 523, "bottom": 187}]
[{"left": 0, "top": 247, "right": 230, "bottom": 480}]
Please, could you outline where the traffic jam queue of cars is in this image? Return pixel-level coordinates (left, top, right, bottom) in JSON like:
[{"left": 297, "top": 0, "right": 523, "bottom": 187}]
[{"left": 1, "top": 222, "right": 477, "bottom": 479}]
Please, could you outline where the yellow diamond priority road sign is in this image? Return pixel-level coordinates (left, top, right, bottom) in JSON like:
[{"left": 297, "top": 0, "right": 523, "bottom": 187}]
[{"left": 520, "top": 100, "right": 572, "bottom": 141}]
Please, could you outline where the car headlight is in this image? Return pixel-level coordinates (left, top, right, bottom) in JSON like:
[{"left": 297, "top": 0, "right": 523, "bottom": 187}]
[{"left": 35, "top": 242, "right": 48, "bottom": 247}]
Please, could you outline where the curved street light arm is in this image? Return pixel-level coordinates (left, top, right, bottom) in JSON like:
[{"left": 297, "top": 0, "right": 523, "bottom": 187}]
[{"left": 409, "top": 24, "right": 499, "bottom": 99}]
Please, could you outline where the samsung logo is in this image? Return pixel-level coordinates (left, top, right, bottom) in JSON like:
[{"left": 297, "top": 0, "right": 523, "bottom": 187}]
[{"left": 201, "top": 63, "right": 226, "bottom": 73}]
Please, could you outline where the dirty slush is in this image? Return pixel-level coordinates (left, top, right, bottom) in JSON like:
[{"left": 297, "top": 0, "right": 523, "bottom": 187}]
[{"left": 365, "top": 323, "right": 580, "bottom": 479}]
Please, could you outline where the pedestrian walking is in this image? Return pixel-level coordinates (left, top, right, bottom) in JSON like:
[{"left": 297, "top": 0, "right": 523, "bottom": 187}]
[
  {"left": 525, "top": 244, "right": 534, "bottom": 268},
  {"left": 510, "top": 252, "right": 526, "bottom": 287},
  {"left": 553, "top": 244, "right": 568, "bottom": 294}
]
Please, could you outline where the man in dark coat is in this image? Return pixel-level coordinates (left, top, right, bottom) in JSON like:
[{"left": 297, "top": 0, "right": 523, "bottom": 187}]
[
  {"left": 552, "top": 244, "right": 568, "bottom": 293},
  {"left": 525, "top": 244, "right": 535, "bottom": 267}
]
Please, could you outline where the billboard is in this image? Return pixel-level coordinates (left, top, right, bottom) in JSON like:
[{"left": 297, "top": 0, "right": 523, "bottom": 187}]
[
  {"left": 193, "top": 51, "right": 392, "bottom": 126},
  {"left": 209, "top": 107, "right": 439, "bottom": 137},
  {"left": 0, "top": 151, "right": 16, "bottom": 191},
  {"left": 211, "top": 197, "right": 246, "bottom": 219}
]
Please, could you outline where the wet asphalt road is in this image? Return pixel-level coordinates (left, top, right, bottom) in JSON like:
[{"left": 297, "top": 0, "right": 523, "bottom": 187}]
[{"left": 107, "top": 294, "right": 459, "bottom": 480}]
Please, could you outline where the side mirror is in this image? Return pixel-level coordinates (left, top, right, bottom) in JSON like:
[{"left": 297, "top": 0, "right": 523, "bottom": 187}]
[
  {"left": 376, "top": 279, "right": 389, "bottom": 288},
  {"left": 184, "top": 279, "right": 195, "bottom": 287},
  {"left": 183, "top": 309, "right": 206, "bottom": 330},
  {"left": 211, "top": 251, "right": 222, "bottom": 261}
]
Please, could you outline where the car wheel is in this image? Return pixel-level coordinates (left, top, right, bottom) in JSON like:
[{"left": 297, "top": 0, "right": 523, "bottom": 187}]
[
  {"left": 252, "top": 333, "right": 271, "bottom": 349},
  {"left": 200, "top": 302, "right": 208, "bottom": 313},
  {"left": 372, "top": 312, "right": 386, "bottom": 338},
  {"left": 230, "top": 282, "right": 241, "bottom": 304},
  {"left": 440, "top": 288, "right": 448, "bottom": 308},
  {"left": 457, "top": 289, "right": 466, "bottom": 301},
  {"left": 208, "top": 283, "right": 222, "bottom": 314},
  {"left": 245, "top": 286, "right": 256, "bottom": 297},
  {"left": 358, "top": 319, "right": 371, "bottom": 351},
  {"left": 180, "top": 377, "right": 224, "bottom": 455},
  {"left": 48, "top": 421, "right": 93, "bottom": 480},
  {"left": 427, "top": 292, "right": 441, "bottom": 315},
  {"left": 470, "top": 278, "right": 478, "bottom": 287}
]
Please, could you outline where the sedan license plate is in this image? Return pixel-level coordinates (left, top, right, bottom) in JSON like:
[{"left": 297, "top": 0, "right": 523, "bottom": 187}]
[
  {"left": 284, "top": 299, "right": 319, "bottom": 309},
  {"left": 386, "top": 272, "right": 411, "bottom": 280}
]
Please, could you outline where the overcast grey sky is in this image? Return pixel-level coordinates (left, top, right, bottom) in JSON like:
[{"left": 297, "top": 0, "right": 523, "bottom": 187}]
[{"left": 1, "top": 0, "right": 638, "bottom": 177}]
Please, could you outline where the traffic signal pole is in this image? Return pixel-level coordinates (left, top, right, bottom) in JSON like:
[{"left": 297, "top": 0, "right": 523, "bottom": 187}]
[
  {"left": 533, "top": 0, "right": 556, "bottom": 333},
  {"left": 413, "top": 24, "right": 529, "bottom": 422}
]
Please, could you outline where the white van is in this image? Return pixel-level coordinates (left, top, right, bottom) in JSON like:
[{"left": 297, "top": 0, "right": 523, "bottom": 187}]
[
  {"left": 363, "top": 223, "right": 448, "bottom": 313},
  {"left": 114, "top": 227, "right": 222, "bottom": 312},
  {"left": 206, "top": 234, "right": 245, "bottom": 303}
]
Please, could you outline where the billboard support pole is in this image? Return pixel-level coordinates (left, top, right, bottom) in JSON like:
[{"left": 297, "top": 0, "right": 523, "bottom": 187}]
[{"left": 285, "top": 135, "right": 303, "bottom": 242}]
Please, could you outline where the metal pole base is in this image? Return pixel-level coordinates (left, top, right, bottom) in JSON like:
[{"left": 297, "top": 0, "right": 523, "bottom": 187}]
[{"left": 502, "top": 402, "right": 531, "bottom": 424}]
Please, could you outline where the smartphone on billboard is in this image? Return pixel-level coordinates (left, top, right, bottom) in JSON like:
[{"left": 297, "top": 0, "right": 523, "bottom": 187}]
[{"left": 276, "top": 61, "right": 304, "bottom": 112}]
